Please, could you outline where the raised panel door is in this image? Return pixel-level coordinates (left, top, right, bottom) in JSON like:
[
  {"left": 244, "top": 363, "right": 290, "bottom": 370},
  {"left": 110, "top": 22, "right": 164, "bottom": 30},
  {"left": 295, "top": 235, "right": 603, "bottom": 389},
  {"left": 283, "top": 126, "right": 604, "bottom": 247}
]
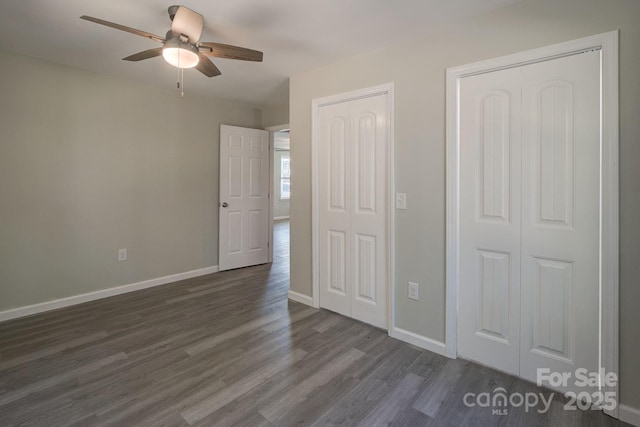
[
  {"left": 219, "top": 125, "right": 270, "bottom": 271},
  {"left": 459, "top": 66, "right": 522, "bottom": 376},
  {"left": 318, "top": 94, "right": 388, "bottom": 329},
  {"left": 520, "top": 51, "right": 600, "bottom": 393}
]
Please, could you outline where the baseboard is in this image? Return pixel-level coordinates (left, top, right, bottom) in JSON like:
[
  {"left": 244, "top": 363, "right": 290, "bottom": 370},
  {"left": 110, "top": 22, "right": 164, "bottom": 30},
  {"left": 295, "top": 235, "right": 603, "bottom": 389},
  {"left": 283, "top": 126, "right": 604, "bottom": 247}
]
[
  {"left": 0, "top": 265, "right": 219, "bottom": 323},
  {"left": 287, "top": 290, "right": 314, "bottom": 307},
  {"left": 391, "top": 327, "right": 447, "bottom": 356},
  {"left": 620, "top": 404, "right": 640, "bottom": 426},
  {"left": 274, "top": 216, "right": 290, "bottom": 221}
]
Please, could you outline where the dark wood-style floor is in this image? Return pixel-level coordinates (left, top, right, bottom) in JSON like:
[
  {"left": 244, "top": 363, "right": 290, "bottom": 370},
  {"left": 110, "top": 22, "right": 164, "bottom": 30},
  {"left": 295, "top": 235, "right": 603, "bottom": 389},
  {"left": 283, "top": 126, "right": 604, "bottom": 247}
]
[{"left": 0, "top": 221, "right": 627, "bottom": 426}]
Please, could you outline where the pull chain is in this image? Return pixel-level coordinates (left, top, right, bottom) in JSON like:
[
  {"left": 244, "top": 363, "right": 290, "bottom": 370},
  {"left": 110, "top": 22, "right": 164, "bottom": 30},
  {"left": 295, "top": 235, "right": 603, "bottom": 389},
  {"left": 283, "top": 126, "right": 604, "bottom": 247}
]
[{"left": 175, "top": 51, "right": 185, "bottom": 97}]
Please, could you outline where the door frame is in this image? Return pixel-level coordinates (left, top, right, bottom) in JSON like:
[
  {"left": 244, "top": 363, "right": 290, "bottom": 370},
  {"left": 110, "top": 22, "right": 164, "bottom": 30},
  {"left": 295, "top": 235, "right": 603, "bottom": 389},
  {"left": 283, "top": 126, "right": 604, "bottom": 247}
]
[
  {"left": 311, "top": 82, "right": 396, "bottom": 331},
  {"left": 445, "top": 31, "right": 619, "bottom": 416}
]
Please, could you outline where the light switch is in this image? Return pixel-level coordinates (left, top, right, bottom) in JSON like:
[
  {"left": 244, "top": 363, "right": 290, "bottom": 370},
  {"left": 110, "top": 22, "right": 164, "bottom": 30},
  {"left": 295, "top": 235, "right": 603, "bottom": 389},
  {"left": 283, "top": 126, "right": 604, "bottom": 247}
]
[
  {"left": 408, "top": 282, "right": 419, "bottom": 300},
  {"left": 396, "top": 193, "right": 407, "bottom": 210}
]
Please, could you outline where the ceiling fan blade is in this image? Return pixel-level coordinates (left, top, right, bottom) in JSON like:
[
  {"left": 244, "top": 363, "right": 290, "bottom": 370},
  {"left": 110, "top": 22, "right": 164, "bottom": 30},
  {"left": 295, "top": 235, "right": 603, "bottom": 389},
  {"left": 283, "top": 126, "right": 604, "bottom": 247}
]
[
  {"left": 80, "top": 15, "right": 165, "bottom": 43},
  {"left": 123, "top": 48, "right": 163, "bottom": 62},
  {"left": 199, "top": 42, "right": 263, "bottom": 62},
  {"left": 195, "top": 54, "right": 222, "bottom": 78},
  {"left": 171, "top": 6, "right": 203, "bottom": 44}
]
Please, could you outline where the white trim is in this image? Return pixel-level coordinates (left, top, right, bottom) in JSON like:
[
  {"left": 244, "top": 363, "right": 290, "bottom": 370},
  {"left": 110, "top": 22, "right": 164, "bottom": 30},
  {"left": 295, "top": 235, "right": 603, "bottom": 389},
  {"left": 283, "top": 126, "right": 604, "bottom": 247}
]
[
  {"left": 268, "top": 130, "right": 275, "bottom": 263},
  {"left": 0, "top": 265, "right": 219, "bottom": 322},
  {"left": 391, "top": 327, "right": 447, "bottom": 356},
  {"left": 311, "top": 82, "right": 396, "bottom": 326},
  {"left": 599, "top": 31, "right": 620, "bottom": 420},
  {"left": 619, "top": 404, "right": 640, "bottom": 427},
  {"left": 287, "top": 290, "right": 314, "bottom": 307},
  {"left": 274, "top": 216, "right": 290, "bottom": 221},
  {"left": 446, "top": 32, "right": 615, "bottom": 78},
  {"left": 445, "top": 30, "right": 619, "bottom": 416},
  {"left": 445, "top": 46, "right": 461, "bottom": 360},
  {"left": 265, "top": 123, "right": 290, "bottom": 132},
  {"left": 387, "top": 85, "right": 397, "bottom": 335}
]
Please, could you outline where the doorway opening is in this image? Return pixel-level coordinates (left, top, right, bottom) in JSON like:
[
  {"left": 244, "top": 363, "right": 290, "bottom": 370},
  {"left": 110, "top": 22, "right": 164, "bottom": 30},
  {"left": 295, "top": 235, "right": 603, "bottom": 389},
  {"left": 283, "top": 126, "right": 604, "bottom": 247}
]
[
  {"left": 273, "top": 130, "right": 291, "bottom": 222},
  {"left": 272, "top": 128, "right": 290, "bottom": 272},
  {"left": 266, "top": 124, "right": 292, "bottom": 289}
]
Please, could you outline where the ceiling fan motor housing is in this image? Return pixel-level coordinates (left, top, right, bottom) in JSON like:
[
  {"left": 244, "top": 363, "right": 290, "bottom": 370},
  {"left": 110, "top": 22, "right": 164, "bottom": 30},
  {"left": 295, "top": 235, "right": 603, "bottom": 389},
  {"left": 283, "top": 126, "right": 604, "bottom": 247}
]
[
  {"left": 168, "top": 5, "right": 180, "bottom": 21},
  {"left": 170, "top": 6, "right": 204, "bottom": 44}
]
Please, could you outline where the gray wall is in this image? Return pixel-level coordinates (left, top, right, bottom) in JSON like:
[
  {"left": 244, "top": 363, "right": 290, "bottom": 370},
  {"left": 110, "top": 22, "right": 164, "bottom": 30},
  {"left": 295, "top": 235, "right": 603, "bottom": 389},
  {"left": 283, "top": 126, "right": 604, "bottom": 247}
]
[
  {"left": 273, "top": 150, "right": 291, "bottom": 218},
  {"left": 0, "top": 49, "right": 262, "bottom": 311},
  {"left": 261, "top": 104, "right": 290, "bottom": 128},
  {"left": 289, "top": 0, "right": 640, "bottom": 409}
]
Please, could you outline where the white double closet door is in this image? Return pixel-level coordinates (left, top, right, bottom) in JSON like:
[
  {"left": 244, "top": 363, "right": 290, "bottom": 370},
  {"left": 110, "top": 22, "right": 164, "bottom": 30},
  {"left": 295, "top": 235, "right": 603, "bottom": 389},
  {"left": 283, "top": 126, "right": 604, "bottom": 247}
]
[
  {"left": 317, "top": 93, "right": 388, "bottom": 329},
  {"left": 458, "top": 51, "right": 600, "bottom": 393}
]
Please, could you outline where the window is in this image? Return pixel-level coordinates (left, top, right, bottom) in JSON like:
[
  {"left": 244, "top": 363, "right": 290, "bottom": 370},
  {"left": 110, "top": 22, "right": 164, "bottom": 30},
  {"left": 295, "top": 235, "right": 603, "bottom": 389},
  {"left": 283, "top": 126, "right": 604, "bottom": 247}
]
[{"left": 280, "top": 155, "right": 290, "bottom": 200}]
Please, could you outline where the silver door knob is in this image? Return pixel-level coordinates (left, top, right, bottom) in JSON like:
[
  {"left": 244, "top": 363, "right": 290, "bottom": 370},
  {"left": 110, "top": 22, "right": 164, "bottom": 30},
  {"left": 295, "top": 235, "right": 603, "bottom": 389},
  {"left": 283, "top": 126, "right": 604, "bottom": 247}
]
[{"left": 221, "top": 202, "right": 229, "bottom": 208}]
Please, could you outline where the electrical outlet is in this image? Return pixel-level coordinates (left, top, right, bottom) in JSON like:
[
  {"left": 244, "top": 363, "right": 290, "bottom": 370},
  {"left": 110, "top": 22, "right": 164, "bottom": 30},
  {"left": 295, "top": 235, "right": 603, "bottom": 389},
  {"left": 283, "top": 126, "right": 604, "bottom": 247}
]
[
  {"left": 396, "top": 193, "right": 407, "bottom": 210},
  {"left": 408, "top": 282, "right": 419, "bottom": 301},
  {"left": 118, "top": 248, "right": 127, "bottom": 261}
]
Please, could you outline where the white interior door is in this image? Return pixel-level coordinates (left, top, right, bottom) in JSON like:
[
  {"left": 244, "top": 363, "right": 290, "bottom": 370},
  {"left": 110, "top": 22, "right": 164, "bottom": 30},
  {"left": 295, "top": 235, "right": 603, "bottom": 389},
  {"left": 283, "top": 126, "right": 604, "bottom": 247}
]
[
  {"left": 219, "top": 125, "right": 270, "bottom": 271},
  {"left": 458, "top": 51, "right": 601, "bottom": 394},
  {"left": 317, "top": 93, "right": 388, "bottom": 329}
]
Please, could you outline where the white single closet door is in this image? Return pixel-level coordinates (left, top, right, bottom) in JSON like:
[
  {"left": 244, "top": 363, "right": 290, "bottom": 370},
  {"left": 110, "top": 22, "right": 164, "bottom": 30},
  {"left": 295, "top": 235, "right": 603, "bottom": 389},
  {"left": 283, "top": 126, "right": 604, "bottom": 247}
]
[
  {"left": 318, "top": 101, "right": 352, "bottom": 318},
  {"left": 318, "top": 93, "right": 388, "bottom": 329},
  {"left": 519, "top": 51, "right": 600, "bottom": 393},
  {"left": 349, "top": 95, "right": 388, "bottom": 328},
  {"left": 459, "top": 66, "right": 523, "bottom": 376}
]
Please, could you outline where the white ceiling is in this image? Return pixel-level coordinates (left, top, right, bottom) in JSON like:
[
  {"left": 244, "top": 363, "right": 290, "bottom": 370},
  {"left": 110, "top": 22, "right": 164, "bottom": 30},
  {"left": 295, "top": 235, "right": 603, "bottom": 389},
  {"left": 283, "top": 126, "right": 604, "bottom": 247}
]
[{"left": 0, "top": 0, "right": 520, "bottom": 107}]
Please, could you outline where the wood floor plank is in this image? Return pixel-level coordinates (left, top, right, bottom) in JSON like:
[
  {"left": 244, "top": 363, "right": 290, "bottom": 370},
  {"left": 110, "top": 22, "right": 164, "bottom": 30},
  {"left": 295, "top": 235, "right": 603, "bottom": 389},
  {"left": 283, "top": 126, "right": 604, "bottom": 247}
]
[
  {"left": 97, "top": 378, "right": 227, "bottom": 426},
  {"left": 164, "top": 280, "right": 243, "bottom": 304},
  {"left": 356, "top": 372, "right": 426, "bottom": 427},
  {"left": 312, "top": 343, "right": 423, "bottom": 426},
  {"left": 183, "top": 311, "right": 285, "bottom": 356},
  {"left": 0, "top": 331, "right": 109, "bottom": 371},
  {"left": 180, "top": 348, "right": 307, "bottom": 424},
  {"left": 192, "top": 323, "right": 380, "bottom": 426},
  {"left": 389, "top": 406, "right": 434, "bottom": 426},
  {"left": 411, "top": 357, "right": 467, "bottom": 418},
  {"left": 273, "top": 339, "right": 406, "bottom": 426},
  {"left": 311, "top": 313, "right": 345, "bottom": 333},
  {"left": 0, "top": 351, "right": 127, "bottom": 407},
  {"left": 259, "top": 347, "right": 365, "bottom": 422}
]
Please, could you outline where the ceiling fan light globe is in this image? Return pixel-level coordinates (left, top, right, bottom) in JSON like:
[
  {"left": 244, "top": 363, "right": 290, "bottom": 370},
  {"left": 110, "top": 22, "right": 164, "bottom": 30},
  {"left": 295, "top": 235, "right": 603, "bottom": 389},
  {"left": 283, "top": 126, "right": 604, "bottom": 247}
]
[{"left": 162, "top": 46, "right": 199, "bottom": 68}]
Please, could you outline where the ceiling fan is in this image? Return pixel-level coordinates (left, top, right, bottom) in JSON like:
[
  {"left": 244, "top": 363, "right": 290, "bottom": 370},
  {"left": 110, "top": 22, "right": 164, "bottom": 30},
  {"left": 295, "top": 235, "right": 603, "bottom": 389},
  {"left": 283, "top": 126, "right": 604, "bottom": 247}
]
[{"left": 80, "top": 5, "right": 263, "bottom": 78}]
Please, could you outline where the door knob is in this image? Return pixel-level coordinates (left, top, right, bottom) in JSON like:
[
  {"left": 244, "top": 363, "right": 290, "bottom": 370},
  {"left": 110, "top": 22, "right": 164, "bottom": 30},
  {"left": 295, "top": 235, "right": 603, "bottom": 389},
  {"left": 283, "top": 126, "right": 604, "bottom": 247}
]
[{"left": 221, "top": 202, "right": 229, "bottom": 208}]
